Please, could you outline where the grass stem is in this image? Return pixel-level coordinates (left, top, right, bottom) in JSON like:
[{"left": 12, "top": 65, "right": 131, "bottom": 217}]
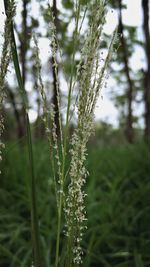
[{"left": 3, "top": 1, "right": 42, "bottom": 266}]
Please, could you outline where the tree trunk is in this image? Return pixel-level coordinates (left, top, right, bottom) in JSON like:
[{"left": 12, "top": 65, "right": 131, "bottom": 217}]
[
  {"left": 20, "top": 0, "right": 28, "bottom": 85},
  {"left": 142, "top": 0, "right": 150, "bottom": 142},
  {"left": 18, "top": 0, "right": 29, "bottom": 139},
  {"left": 118, "top": 0, "right": 134, "bottom": 143},
  {"left": 51, "top": 0, "right": 60, "bottom": 139},
  {"left": 7, "top": 87, "right": 24, "bottom": 139}
]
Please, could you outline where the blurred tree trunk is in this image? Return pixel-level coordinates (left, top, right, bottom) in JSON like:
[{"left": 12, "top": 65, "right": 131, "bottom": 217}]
[
  {"left": 20, "top": 0, "right": 28, "bottom": 85},
  {"left": 5, "top": 0, "right": 29, "bottom": 140},
  {"left": 8, "top": 0, "right": 29, "bottom": 140},
  {"left": 118, "top": 0, "right": 134, "bottom": 143},
  {"left": 142, "top": 0, "right": 150, "bottom": 142},
  {"left": 20, "top": 0, "right": 29, "bottom": 138},
  {"left": 15, "top": 0, "right": 29, "bottom": 140},
  {"left": 7, "top": 87, "right": 24, "bottom": 139},
  {"left": 51, "top": 0, "right": 60, "bottom": 139}
]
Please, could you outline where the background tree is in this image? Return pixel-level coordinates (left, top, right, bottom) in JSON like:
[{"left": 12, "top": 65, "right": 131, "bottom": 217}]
[
  {"left": 118, "top": 0, "right": 134, "bottom": 143},
  {"left": 142, "top": 0, "right": 150, "bottom": 142},
  {"left": 108, "top": 0, "right": 144, "bottom": 143},
  {"left": 5, "top": 0, "right": 39, "bottom": 140}
]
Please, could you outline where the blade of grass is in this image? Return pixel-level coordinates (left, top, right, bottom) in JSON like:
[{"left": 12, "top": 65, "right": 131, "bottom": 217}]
[
  {"left": 3, "top": 1, "right": 42, "bottom": 266},
  {"left": 0, "top": 244, "right": 21, "bottom": 265}
]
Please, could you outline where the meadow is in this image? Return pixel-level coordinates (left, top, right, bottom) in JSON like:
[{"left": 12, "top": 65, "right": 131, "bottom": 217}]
[{"left": 1, "top": 140, "right": 150, "bottom": 267}]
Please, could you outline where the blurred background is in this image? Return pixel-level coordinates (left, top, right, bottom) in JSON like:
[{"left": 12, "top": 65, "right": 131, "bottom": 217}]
[{"left": 0, "top": 0, "right": 150, "bottom": 266}]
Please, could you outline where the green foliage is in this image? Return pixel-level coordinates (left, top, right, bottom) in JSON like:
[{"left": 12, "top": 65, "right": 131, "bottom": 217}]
[
  {"left": 85, "top": 143, "right": 150, "bottom": 266},
  {"left": 1, "top": 142, "right": 150, "bottom": 266},
  {"left": 62, "top": 0, "right": 73, "bottom": 9}
]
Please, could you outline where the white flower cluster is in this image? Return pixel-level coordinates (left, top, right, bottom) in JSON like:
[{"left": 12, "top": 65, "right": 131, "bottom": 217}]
[
  {"left": 33, "top": 1, "right": 116, "bottom": 265},
  {"left": 33, "top": 11, "right": 63, "bottom": 206},
  {"left": 0, "top": 0, "right": 16, "bottom": 173},
  {"left": 65, "top": 1, "right": 117, "bottom": 265}
]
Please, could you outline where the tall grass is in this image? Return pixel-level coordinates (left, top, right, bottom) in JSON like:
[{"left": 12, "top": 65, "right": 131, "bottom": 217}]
[
  {"left": 0, "top": 0, "right": 15, "bottom": 172},
  {"left": 3, "top": 0, "right": 41, "bottom": 266},
  {"left": 33, "top": 1, "right": 117, "bottom": 266},
  {"left": 1, "top": 0, "right": 117, "bottom": 266}
]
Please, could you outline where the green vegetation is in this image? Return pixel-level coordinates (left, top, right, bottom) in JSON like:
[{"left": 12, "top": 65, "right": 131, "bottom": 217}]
[
  {"left": 1, "top": 0, "right": 150, "bottom": 266},
  {"left": 1, "top": 141, "right": 150, "bottom": 266}
]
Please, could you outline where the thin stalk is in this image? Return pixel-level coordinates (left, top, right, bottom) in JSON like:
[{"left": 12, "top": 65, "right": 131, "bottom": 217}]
[
  {"left": 3, "top": 1, "right": 42, "bottom": 266},
  {"left": 55, "top": 2, "right": 81, "bottom": 267}
]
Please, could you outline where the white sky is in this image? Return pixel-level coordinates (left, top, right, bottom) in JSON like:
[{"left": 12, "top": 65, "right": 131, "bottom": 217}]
[{"left": 0, "top": 0, "right": 147, "bottom": 126}]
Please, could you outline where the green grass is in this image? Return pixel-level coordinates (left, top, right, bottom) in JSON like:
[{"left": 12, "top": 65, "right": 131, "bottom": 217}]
[
  {"left": 85, "top": 144, "right": 150, "bottom": 266},
  {"left": 1, "top": 141, "right": 150, "bottom": 266}
]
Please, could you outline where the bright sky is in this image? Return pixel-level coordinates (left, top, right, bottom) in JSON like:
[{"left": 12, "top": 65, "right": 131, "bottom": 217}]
[{"left": 0, "top": 0, "right": 146, "bottom": 126}]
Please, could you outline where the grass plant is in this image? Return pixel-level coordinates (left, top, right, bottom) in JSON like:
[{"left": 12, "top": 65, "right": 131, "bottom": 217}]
[
  {"left": 32, "top": 1, "right": 117, "bottom": 266},
  {"left": 0, "top": 0, "right": 15, "bottom": 172},
  {"left": 3, "top": 1, "right": 41, "bottom": 266}
]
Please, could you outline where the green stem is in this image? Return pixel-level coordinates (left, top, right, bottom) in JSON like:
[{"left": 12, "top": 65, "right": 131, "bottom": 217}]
[{"left": 3, "top": 1, "right": 42, "bottom": 266}]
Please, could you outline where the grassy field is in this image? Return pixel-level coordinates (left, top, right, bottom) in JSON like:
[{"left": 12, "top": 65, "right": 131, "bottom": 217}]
[{"left": 1, "top": 141, "right": 150, "bottom": 266}]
